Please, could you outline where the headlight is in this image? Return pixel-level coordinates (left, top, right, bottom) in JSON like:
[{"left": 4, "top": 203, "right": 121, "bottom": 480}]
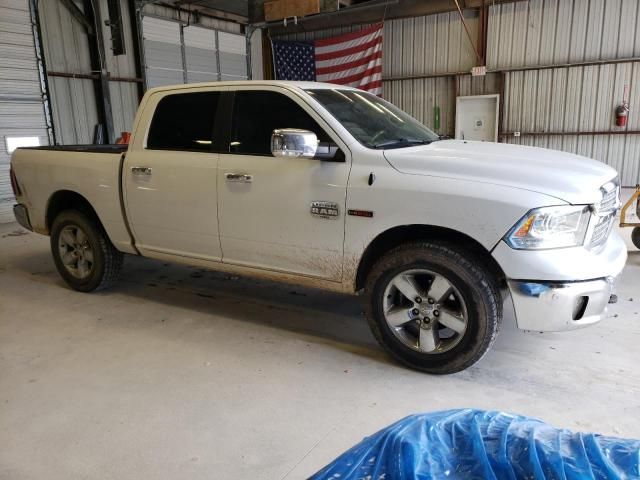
[{"left": 505, "top": 206, "right": 591, "bottom": 250}]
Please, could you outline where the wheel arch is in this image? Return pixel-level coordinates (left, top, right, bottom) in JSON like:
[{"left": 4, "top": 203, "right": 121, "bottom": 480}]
[
  {"left": 45, "top": 190, "right": 103, "bottom": 233},
  {"left": 354, "top": 224, "right": 506, "bottom": 292}
]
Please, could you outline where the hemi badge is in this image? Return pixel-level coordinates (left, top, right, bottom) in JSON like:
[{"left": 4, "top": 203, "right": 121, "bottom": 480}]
[{"left": 348, "top": 209, "right": 374, "bottom": 218}]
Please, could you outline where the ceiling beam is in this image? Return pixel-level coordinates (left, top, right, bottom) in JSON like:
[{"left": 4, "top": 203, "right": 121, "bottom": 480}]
[{"left": 262, "top": 0, "right": 526, "bottom": 33}]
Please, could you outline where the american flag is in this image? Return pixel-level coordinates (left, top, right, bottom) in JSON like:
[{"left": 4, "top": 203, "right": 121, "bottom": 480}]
[{"left": 272, "top": 23, "right": 383, "bottom": 96}]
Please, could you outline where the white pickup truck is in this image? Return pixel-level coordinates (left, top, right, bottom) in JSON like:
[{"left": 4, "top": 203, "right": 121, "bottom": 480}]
[{"left": 10, "top": 81, "right": 627, "bottom": 374}]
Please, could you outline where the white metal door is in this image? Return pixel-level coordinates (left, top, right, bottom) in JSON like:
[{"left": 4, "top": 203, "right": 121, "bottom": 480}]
[
  {"left": 455, "top": 94, "right": 499, "bottom": 142},
  {"left": 123, "top": 88, "right": 223, "bottom": 260},
  {"left": 124, "top": 149, "right": 221, "bottom": 260},
  {"left": 1, "top": 0, "right": 49, "bottom": 223},
  {"left": 217, "top": 153, "right": 349, "bottom": 280}
]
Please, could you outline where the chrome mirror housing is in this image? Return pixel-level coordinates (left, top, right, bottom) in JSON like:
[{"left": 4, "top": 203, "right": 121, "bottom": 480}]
[{"left": 271, "top": 128, "right": 318, "bottom": 158}]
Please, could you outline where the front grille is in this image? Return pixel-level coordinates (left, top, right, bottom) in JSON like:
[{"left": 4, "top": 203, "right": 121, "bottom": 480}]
[
  {"left": 589, "top": 181, "right": 620, "bottom": 249},
  {"left": 598, "top": 184, "right": 619, "bottom": 213},
  {"left": 590, "top": 215, "right": 615, "bottom": 247}
]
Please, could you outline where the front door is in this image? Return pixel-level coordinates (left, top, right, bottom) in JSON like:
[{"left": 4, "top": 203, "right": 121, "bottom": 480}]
[
  {"left": 217, "top": 88, "right": 350, "bottom": 281},
  {"left": 124, "top": 89, "right": 223, "bottom": 260}
]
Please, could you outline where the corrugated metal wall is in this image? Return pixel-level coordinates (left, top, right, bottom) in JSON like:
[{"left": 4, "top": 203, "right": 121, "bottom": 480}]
[
  {"left": 502, "top": 64, "right": 640, "bottom": 184},
  {"left": 486, "top": 0, "right": 640, "bottom": 69},
  {"left": 38, "top": 0, "right": 139, "bottom": 144},
  {"left": 489, "top": 0, "right": 640, "bottom": 185},
  {"left": 0, "top": 0, "right": 49, "bottom": 223},
  {"left": 39, "top": 0, "right": 99, "bottom": 144},
  {"left": 273, "top": 0, "right": 640, "bottom": 185}
]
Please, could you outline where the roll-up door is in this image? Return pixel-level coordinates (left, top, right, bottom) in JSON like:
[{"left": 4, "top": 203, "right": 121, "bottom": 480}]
[
  {"left": 184, "top": 26, "right": 217, "bottom": 83},
  {"left": 218, "top": 32, "right": 247, "bottom": 80},
  {"left": 0, "top": 0, "right": 49, "bottom": 223},
  {"left": 142, "top": 15, "right": 248, "bottom": 88},
  {"left": 142, "top": 16, "right": 183, "bottom": 88}
]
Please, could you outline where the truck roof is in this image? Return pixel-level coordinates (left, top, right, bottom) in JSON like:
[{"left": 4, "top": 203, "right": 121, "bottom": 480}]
[{"left": 144, "top": 80, "right": 358, "bottom": 95}]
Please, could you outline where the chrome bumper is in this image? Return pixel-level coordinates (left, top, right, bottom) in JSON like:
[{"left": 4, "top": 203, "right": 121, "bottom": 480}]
[
  {"left": 13, "top": 204, "right": 32, "bottom": 231},
  {"left": 508, "top": 277, "right": 617, "bottom": 332}
]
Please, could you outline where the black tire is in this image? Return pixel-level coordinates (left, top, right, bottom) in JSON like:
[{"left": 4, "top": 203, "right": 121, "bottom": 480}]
[
  {"left": 632, "top": 227, "right": 640, "bottom": 250},
  {"left": 50, "top": 210, "right": 123, "bottom": 292},
  {"left": 364, "top": 241, "right": 501, "bottom": 374}
]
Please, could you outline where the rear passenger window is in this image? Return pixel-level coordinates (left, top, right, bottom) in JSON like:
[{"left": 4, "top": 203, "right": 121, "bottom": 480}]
[{"left": 147, "top": 92, "right": 220, "bottom": 152}]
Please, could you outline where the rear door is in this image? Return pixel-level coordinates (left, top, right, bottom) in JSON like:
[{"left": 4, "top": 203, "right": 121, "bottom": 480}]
[
  {"left": 217, "top": 87, "right": 351, "bottom": 280},
  {"left": 123, "top": 88, "right": 223, "bottom": 260}
]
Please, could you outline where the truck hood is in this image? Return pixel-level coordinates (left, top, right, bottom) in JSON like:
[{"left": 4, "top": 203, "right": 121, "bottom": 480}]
[{"left": 383, "top": 140, "right": 618, "bottom": 204}]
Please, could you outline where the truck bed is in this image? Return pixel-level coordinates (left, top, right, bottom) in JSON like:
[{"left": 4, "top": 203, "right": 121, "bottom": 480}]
[{"left": 22, "top": 144, "right": 127, "bottom": 154}]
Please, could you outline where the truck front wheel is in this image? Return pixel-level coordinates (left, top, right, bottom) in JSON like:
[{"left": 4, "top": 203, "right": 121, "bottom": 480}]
[
  {"left": 50, "top": 210, "right": 123, "bottom": 292},
  {"left": 364, "top": 241, "right": 501, "bottom": 374},
  {"left": 632, "top": 227, "right": 640, "bottom": 250}
]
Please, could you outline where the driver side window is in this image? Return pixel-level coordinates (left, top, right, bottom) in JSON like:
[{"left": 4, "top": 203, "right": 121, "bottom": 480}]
[{"left": 229, "top": 90, "right": 332, "bottom": 156}]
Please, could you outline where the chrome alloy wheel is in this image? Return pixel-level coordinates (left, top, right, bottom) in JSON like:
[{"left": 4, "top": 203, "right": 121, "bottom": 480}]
[
  {"left": 58, "top": 225, "right": 94, "bottom": 279},
  {"left": 382, "top": 269, "right": 468, "bottom": 354}
]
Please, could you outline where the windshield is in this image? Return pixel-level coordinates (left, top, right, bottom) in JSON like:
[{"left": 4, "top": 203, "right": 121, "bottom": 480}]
[{"left": 305, "top": 89, "right": 439, "bottom": 149}]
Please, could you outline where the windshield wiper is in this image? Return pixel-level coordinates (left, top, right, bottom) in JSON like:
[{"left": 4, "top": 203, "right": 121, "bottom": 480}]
[{"left": 372, "top": 138, "right": 433, "bottom": 149}]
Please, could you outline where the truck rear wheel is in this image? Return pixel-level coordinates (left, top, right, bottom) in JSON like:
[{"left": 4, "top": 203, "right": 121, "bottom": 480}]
[
  {"left": 50, "top": 210, "right": 123, "bottom": 292},
  {"left": 364, "top": 241, "right": 501, "bottom": 374}
]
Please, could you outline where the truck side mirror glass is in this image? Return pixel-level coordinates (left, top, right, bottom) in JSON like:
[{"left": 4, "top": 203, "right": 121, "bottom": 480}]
[{"left": 271, "top": 128, "right": 318, "bottom": 158}]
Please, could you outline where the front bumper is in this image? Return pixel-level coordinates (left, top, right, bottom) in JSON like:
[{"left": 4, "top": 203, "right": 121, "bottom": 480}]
[
  {"left": 497, "top": 230, "right": 627, "bottom": 332},
  {"left": 13, "top": 204, "right": 32, "bottom": 231},
  {"left": 508, "top": 278, "right": 617, "bottom": 331}
]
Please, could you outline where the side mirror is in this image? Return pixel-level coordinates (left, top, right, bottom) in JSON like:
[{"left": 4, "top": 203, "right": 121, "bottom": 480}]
[{"left": 271, "top": 128, "right": 318, "bottom": 158}]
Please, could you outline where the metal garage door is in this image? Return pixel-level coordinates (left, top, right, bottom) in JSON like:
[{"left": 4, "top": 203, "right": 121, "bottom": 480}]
[
  {"left": 142, "top": 16, "right": 247, "bottom": 89},
  {"left": 0, "top": 0, "right": 49, "bottom": 224},
  {"left": 184, "top": 26, "right": 217, "bottom": 83},
  {"left": 142, "top": 16, "right": 183, "bottom": 88},
  {"left": 218, "top": 31, "right": 247, "bottom": 80}
]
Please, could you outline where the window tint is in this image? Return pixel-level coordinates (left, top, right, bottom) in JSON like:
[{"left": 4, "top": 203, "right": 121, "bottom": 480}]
[
  {"left": 147, "top": 92, "right": 220, "bottom": 152},
  {"left": 230, "top": 90, "right": 331, "bottom": 156}
]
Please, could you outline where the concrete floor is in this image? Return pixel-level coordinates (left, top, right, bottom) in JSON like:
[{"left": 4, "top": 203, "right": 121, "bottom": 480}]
[{"left": 1, "top": 218, "right": 639, "bottom": 479}]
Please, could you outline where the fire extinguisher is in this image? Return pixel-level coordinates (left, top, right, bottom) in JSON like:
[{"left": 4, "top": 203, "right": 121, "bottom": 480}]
[
  {"left": 616, "top": 103, "right": 629, "bottom": 127},
  {"left": 616, "top": 84, "right": 630, "bottom": 127}
]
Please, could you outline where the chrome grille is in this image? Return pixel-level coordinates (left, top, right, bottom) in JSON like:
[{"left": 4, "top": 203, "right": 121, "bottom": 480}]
[
  {"left": 598, "top": 184, "right": 619, "bottom": 213},
  {"left": 590, "top": 215, "right": 614, "bottom": 247},
  {"left": 589, "top": 180, "right": 620, "bottom": 249}
]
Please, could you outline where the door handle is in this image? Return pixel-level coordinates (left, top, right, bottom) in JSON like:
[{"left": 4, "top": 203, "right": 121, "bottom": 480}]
[
  {"left": 225, "top": 172, "right": 253, "bottom": 183},
  {"left": 131, "top": 166, "right": 152, "bottom": 175}
]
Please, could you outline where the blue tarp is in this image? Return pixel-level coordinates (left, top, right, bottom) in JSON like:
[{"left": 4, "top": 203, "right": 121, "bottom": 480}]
[{"left": 310, "top": 409, "right": 640, "bottom": 480}]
